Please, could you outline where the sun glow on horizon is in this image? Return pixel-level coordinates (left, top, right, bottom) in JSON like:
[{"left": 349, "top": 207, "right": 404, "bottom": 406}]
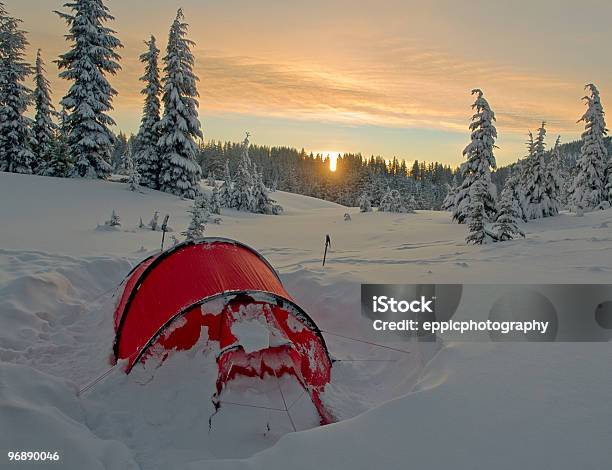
[{"left": 320, "top": 150, "right": 342, "bottom": 172}]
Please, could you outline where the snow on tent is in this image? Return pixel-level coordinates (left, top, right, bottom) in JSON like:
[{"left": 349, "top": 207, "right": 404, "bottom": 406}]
[{"left": 112, "top": 238, "right": 334, "bottom": 425}]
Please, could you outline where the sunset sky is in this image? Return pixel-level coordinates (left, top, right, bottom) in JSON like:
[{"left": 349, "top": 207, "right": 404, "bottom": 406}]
[{"left": 7, "top": 0, "right": 612, "bottom": 166}]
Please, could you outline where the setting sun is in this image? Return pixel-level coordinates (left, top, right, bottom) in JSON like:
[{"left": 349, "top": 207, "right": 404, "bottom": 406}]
[{"left": 320, "top": 151, "right": 341, "bottom": 172}]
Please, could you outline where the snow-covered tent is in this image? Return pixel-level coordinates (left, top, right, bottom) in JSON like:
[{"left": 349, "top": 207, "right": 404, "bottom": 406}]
[{"left": 112, "top": 238, "right": 334, "bottom": 424}]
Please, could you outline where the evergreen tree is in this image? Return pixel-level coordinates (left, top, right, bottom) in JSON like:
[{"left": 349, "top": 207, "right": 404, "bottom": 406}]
[
  {"left": 441, "top": 178, "right": 457, "bottom": 211},
  {"left": 524, "top": 122, "right": 555, "bottom": 219},
  {"left": 605, "top": 159, "right": 612, "bottom": 206},
  {"left": 135, "top": 36, "right": 162, "bottom": 189},
  {"left": 571, "top": 84, "right": 608, "bottom": 210},
  {"left": 465, "top": 179, "right": 490, "bottom": 245},
  {"left": 0, "top": 3, "right": 34, "bottom": 174},
  {"left": 404, "top": 194, "right": 417, "bottom": 214},
  {"left": 252, "top": 167, "right": 269, "bottom": 213},
  {"left": 378, "top": 187, "right": 406, "bottom": 213},
  {"left": 219, "top": 159, "right": 233, "bottom": 207},
  {"left": 158, "top": 9, "right": 202, "bottom": 198},
  {"left": 106, "top": 209, "right": 120, "bottom": 227},
  {"left": 44, "top": 107, "right": 72, "bottom": 177},
  {"left": 182, "top": 195, "right": 208, "bottom": 241},
  {"left": 232, "top": 133, "right": 255, "bottom": 211},
  {"left": 545, "top": 136, "right": 562, "bottom": 214},
  {"left": 252, "top": 166, "right": 281, "bottom": 214},
  {"left": 210, "top": 182, "right": 222, "bottom": 215},
  {"left": 453, "top": 89, "right": 497, "bottom": 223},
  {"left": 358, "top": 192, "right": 372, "bottom": 212},
  {"left": 32, "top": 49, "right": 57, "bottom": 173},
  {"left": 127, "top": 153, "right": 140, "bottom": 191},
  {"left": 111, "top": 131, "right": 128, "bottom": 172},
  {"left": 505, "top": 166, "right": 528, "bottom": 222},
  {"left": 492, "top": 184, "right": 525, "bottom": 241},
  {"left": 56, "top": 0, "right": 122, "bottom": 179},
  {"left": 207, "top": 171, "right": 215, "bottom": 187}
]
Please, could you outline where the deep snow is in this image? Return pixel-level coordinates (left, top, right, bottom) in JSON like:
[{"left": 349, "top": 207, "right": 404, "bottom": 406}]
[{"left": 0, "top": 172, "right": 610, "bottom": 470}]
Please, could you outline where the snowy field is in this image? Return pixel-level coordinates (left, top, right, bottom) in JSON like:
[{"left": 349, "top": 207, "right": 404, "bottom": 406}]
[{"left": 1, "top": 172, "right": 611, "bottom": 470}]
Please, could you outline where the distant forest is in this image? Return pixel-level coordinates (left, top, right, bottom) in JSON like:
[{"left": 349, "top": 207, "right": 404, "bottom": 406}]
[{"left": 109, "top": 133, "right": 610, "bottom": 210}]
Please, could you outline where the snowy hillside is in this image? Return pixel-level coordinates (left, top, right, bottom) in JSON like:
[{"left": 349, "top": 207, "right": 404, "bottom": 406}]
[
  {"left": 3, "top": 172, "right": 612, "bottom": 282},
  {"left": 1, "top": 172, "right": 611, "bottom": 470}
]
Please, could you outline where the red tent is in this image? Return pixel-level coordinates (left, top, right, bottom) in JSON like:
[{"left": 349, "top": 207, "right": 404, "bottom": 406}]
[{"left": 113, "top": 238, "right": 334, "bottom": 424}]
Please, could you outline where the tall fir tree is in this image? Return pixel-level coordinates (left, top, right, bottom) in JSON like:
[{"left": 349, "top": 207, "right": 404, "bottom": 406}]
[
  {"left": 492, "top": 183, "right": 525, "bottom": 241},
  {"left": 465, "top": 179, "right": 490, "bottom": 245},
  {"left": 358, "top": 192, "right": 372, "bottom": 212},
  {"left": 32, "top": 49, "right": 57, "bottom": 173},
  {"left": 571, "top": 84, "right": 608, "bottom": 210},
  {"left": 520, "top": 132, "right": 535, "bottom": 191},
  {"left": 545, "top": 136, "right": 562, "bottom": 214},
  {"left": 158, "top": 9, "right": 203, "bottom": 198},
  {"left": 251, "top": 166, "right": 281, "bottom": 214},
  {"left": 0, "top": 3, "right": 34, "bottom": 174},
  {"left": 452, "top": 89, "right": 497, "bottom": 223},
  {"left": 505, "top": 165, "right": 528, "bottom": 222},
  {"left": 441, "top": 176, "right": 458, "bottom": 211},
  {"left": 44, "top": 107, "right": 72, "bottom": 177},
  {"left": 210, "top": 182, "right": 222, "bottom": 215},
  {"left": 126, "top": 152, "right": 140, "bottom": 191},
  {"left": 55, "top": 0, "right": 122, "bottom": 179},
  {"left": 606, "top": 160, "right": 612, "bottom": 206},
  {"left": 182, "top": 196, "right": 208, "bottom": 241},
  {"left": 135, "top": 36, "right": 162, "bottom": 189},
  {"left": 524, "top": 122, "right": 556, "bottom": 219},
  {"left": 232, "top": 133, "right": 255, "bottom": 211},
  {"left": 378, "top": 187, "right": 407, "bottom": 213}
]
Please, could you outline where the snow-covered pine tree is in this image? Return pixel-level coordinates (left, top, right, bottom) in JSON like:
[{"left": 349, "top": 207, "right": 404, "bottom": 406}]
[
  {"left": 404, "top": 194, "right": 417, "bottom": 214},
  {"left": 135, "top": 36, "right": 162, "bottom": 189},
  {"left": 106, "top": 209, "right": 120, "bottom": 227},
  {"left": 32, "top": 49, "right": 57, "bottom": 173},
  {"left": 44, "top": 107, "right": 72, "bottom": 177},
  {"left": 111, "top": 132, "right": 128, "bottom": 172},
  {"left": 544, "top": 135, "right": 562, "bottom": 214},
  {"left": 252, "top": 167, "right": 270, "bottom": 214},
  {"left": 358, "top": 192, "right": 372, "bottom": 212},
  {"left": 55, "top": 0, "right": 122, "bottom": 179},
  {"left": 127, "top": 152, "right": 140, "bottom": 191},
  {"left": 219, "top": 160, "right": 233, "bottom": 207},
  {"left": 441, "top": 177, "right": 458, "bottom": 211},
  {"left": 210, "top": 182, "right": 222, "bottom": 215},
  {"left": 523, "top": 122, "right": 554, "bottom": 219},
  {"left": 0, "top": 4, "right": 34, "bottom": 174},
  {"left": 605, "top": 159, "right": 612, "bottom": 207},
  {"left": 571, "top": 84, "right": 608, "bottom": 210},
  {"left": 452, "top": 89, "right": 497, "bottom": 223},
  {"left": 196, "top": 192, "right": 210, "bottom": 216},
  {"left": 182, "top": 195, "right": 208, "bottom": 241},
  {"left": 492, "top": 183, "right": 525, "bottom": 242},
  {"left": 465, "top": 179, "right": 490, "bottom": 245},
  {"left": 232, "top": 133, "right": 255, "bottom": 211},
  {"left": 378, "top": 187, "right": 393, "bottom": 212},
  {"left": 207, "top": 171, "right": 215, "bottom": 187},
  {"left": 157, "top": 9, "right": 203, "bottom": 198},
  {"left": 504, "top": 165, "right": 528, "bottom": 222},
  {"left": 378, "top": 187, "right": 406, "bottom": 213}
]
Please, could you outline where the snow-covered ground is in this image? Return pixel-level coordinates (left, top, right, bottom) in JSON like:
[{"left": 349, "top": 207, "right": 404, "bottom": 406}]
[{"left": 1, "top": 172, "right": 610, "bottom": 470}]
